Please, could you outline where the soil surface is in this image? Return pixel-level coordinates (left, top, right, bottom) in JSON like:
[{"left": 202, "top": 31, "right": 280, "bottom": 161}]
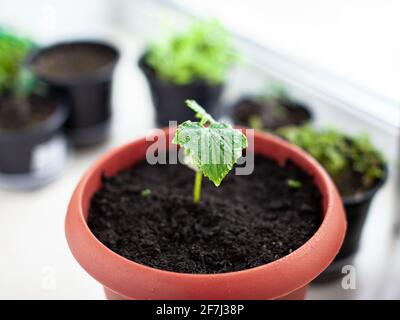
[
  {"left": 336, "top": 168, "right": 367, "bottom": 198},
  {"left": 88, "top": 155, "right": 322, "bottom": 274},
  {"left": 335, "top": 160, "right": 384, "bottom": 198},
  {"left": 0, "top": 94, "right": 55, "bottom": 131},
  {"left": 31, "top": 43, "right": 117, "bottom": 80},
  {"left": 233, "top": 98, "right": 311, "bottom": 131}
]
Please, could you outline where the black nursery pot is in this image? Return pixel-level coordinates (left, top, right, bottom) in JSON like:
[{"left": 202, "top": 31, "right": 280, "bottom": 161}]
[
  {"left": 229, "top": 97, "right": 313, "bottom": 131},
  {"left": 315, "top": 172, "right": 387, "bottom": 282},
  {"left": 0, "top": 97, "right": 68, "bottom": 189},
  {"left": 26, "top": 41, "right": 119, "bottom": 147},
  {"left": 138, "top": 54, "right": 224, "bottom": 127}
]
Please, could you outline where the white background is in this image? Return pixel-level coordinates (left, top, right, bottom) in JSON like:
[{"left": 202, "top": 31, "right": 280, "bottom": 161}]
[{"left": 171, "top": 0, "right": 400, "bottom": 104}]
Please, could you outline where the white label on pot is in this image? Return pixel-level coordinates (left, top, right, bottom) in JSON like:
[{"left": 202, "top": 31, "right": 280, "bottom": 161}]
[{"left": 31, "top": 135, "right": 67, "bottom": 178}]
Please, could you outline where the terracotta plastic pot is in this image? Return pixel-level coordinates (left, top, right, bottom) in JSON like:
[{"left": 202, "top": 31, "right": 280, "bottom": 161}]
[{"left": 65, "top": 128, "right": 346, "bottom": 300}]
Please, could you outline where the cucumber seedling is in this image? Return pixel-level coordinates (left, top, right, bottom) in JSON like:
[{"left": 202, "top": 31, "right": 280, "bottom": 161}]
[{"left": 173, "top": 100, "right": 248, "bottom": 203}]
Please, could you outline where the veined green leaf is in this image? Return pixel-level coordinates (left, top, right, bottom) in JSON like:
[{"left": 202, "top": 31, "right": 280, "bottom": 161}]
[
  {"left": 185, "top": 99, "right": 215, "bottom": 125},
  {"left": 173, "top": 101, "right": 247, "bottom": 187}
]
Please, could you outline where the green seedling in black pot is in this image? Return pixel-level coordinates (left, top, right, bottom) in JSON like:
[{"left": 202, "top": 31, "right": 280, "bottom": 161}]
[
  {"left": 140, "top": 20, "right": 239, "bottom": 126},
  {"left": 0, "top": 29, "right": 37, "bottom": 120},
  {"left": 278, "top": 124, "right": 387, "bottom": 280},
  {"left": 278, "top": 125, "right": 385, "bottom": 196},
  {"left": 231, "top": 81, "right": 312, "bottom": 132},
  {"left": 0, "top": 29, "right": 68, "bottom": 189}
]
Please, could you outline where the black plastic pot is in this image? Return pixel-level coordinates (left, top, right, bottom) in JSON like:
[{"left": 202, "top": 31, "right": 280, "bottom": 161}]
[
  {"left": 315, "top": 172, "right": 387, "bottom": 282},
  {"left": 139, "top": 54, "right": 224, "bottom": 127},
  {"left": 229, "top": 96, "right": 313, "bottom": 131},
  {"left": 0, "top": 90, "right": 11, "bottom": 104},
  {"left": 0, "top": 96, "right": 68, "bottom": 189},
  {"left": 26, "top": 41, "right": 119, "bottom": 147}
]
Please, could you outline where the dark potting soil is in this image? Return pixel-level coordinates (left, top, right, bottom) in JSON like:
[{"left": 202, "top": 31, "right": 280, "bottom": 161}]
[
  {"left": 335, "top": 164, "right": 384, "bottom": 198},
  {"left": 88, "top": 156, "right": 322, "bottom": 274},
  {"left": 0, "top": 95, "right": 55, "bottom": 131},
  {"left": 335, "top": 168, "right": 366, "bottom": 198},
  {"left": 233, "top": 98, "right": 310, "bottom": 131},
  {"left": 31, "top": 43, "right": 117, "bottom": 80}
]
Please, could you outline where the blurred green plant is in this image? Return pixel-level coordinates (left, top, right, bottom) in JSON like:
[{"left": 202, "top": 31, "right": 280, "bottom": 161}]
[
  {"left": 248, "top": 114, "right": 264, "bottom": 131},
  {"left": 0, "top": 29, "right": 35, "bottom": 97},
  {"left": 287, "top": 179, "right": 302, "bottom": 189},
  {"left": 278, "top": 125, "right": 386, "bottom": 192},
  {"left": 145, "top": 20, "right": 238, "bottom": 85},
  {"left": 246, "top": 81, "right": 291, "bottom": 129},
  {"left": 140, "top": 188, "right": 152, "bottom": 198},
  {"left": 261, "top": 80, "right": 291, "bottom": 103}
]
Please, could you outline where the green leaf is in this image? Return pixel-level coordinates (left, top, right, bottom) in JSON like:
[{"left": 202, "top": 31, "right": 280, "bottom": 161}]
[
  {"left": 185, "top": 99, "right": 215, "bottom": 125},
  {"left": 173, "top": 101, "right": 247, "bottom": 187},
  {"left": 145, "top": 19, "right": 238, "bottom": 85},
  {"left": 278, "top": 125, "right": 386, "bottom": 191},
  {"left": 287, "top": 179, "right": 302, "bottom": 189},
  {"left": 140, "top": 188, "right": 151, "bottom": 198},
  {"left": 0, "top": 29, "right": 35, "bottom": 95}
]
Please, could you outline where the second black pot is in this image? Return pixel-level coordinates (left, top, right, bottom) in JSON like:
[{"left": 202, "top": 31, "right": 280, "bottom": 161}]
[
  {"left": 26, "top": 40, "right": 119, "bottom": 147},
  {"left": 315, "top": 173, "right": 387, "bottom": 282},
  {"left": 229, "top": 96, "right": 313, "bottom": 131},
  {"left": 139, "top": 55, "right": 224, "bottom": 127}
]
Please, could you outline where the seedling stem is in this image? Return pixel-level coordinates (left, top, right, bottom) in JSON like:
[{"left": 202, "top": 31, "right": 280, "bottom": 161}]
[{"left": 193, "top": 171, "right": 203, "bottom": 204}]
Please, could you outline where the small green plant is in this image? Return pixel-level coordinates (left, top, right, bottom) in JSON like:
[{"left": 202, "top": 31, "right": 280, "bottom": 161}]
[
  {"left": 146, "top": 20, "right": 238, "bottom": 85},
  {"left": 262, "top": 80, "right": 291, "bottom": 104},
  {"left": 245, "top": 81, "right": 292, "bottom": 131},
  {"left": 278, "top": 125, "right": 386, "bottom": 192},
  {"left": 287, "top": 179, "right": 302, "bottom": 189},
  {"left": 248, "top": 114, "right": 264, "bottom": 131},
  {"left": 0, "top": 29, "right": 35, "bottom": 97},
  {"left": 173, "top": 100, "right": 247, "bottom": 203},
  {"left": 140, "top": 188, "right": 152, "bottom": 198}
]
